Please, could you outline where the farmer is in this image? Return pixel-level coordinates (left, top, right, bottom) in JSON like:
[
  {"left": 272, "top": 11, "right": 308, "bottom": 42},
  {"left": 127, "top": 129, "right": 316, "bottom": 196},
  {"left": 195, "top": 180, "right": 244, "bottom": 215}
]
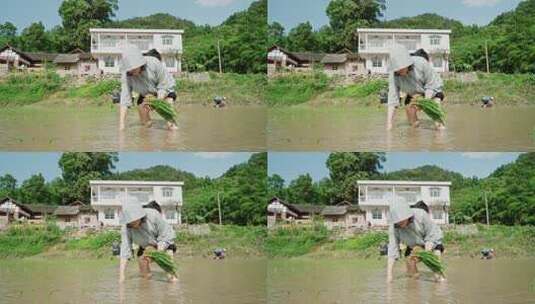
[
  {"left": 119, "top": 46, "right": 178, "bottom": 131},
  {"left": 386, "top": 44, "right": 446, "bottom": 130},
  {"left": 119, "top": 204, "right": 178, "bottom": 283},
  {"left": 386, "top": 202, "right": 446, "bottom": 283}
]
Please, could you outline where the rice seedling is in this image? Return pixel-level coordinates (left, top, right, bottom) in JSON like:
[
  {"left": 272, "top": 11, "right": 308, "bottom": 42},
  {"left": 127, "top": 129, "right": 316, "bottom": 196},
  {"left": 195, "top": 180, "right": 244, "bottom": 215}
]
[
  {"left": 149, "top": 99, "right": 178, "bottom": 124},
  {"left": 415, "top": 250, "right": 445, "bottom": 275},
  {"left": 416, "top": 98, "right": 446, "bottom": 124},
  {"left": 145, "top": 250, "right": 177, "bottom": 276}
]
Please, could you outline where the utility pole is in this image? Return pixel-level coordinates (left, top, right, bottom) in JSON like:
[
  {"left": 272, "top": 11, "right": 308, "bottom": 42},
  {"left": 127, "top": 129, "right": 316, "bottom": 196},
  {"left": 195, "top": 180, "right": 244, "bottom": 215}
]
[
  {"left": 484, "top": 191, "right": 490, "bottom": 226},
  {"left": 217, "top": 192, "right": 222, "bottom": 225},
  {"left": 485, "top": 40, "right": 490, "bottom": 73},
  {"left": 217, "top": 39, "right": 223, "bottom": 74}
]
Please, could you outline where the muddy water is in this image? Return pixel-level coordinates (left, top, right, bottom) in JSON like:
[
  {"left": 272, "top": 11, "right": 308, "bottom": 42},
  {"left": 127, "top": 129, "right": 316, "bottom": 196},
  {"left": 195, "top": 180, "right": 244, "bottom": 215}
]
[
  {"left": 0, "top": 258, "right": 266, "bottom": 304},
  {"left": 0, "top": 105, "right": 266, "bottom": 151},
  {"left": 267, "top": 258, "right": 535, "bottom": 304},
  {"left": 268, "top": 105, "right": 535, "bottom": 151}
]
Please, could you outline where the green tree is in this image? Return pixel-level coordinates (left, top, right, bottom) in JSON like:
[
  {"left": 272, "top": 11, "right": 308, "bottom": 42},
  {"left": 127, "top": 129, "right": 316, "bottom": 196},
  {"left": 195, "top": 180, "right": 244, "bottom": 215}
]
[
  {"left": 268, "top": 22, "right": 286, "bottom": 46},
  {"left": 268, "top": 174, "right": 285, "bottom": 198},
  {"left": 19, "top": 22, "right": 50, "bottom": 51},
  {"left": 286, "top": 174, "right": 318, "bottom": 204},
  {"left": 18, "top": 174, "right": 51, "bottom": 204},
  {"left": 58, "top": 0, "right": 119, "bottom": 50},
  {"left": 326, "top": 152, "right": 385, "bottom": 203},
  {"left": 287, "top": 22, "right": 318, "bottom": 52},
  {"left": 0, "top": 22, "right": 17, "bottom": 46},
  {"left": 326, "top": 0, "right": 386, "bottom": 49},
  {"left": 58, "top": 152, "right": 118, "bottom": 202},
  {"left": 0, "top": 174, "right": 17, "bottom": 198}
]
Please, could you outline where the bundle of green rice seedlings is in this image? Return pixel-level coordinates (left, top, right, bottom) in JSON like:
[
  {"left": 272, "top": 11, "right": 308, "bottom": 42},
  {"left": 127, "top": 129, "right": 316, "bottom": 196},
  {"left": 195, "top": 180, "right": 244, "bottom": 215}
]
[
  {"left": 150, "top": 99, "right": 177, "bottom": 124},
  {"left": 415, "top": 250, "right": 445, "bottom": 276},
  {"left": 146, "top": 250, "right": 177, "bottom": 276},
  {"left": 416, "top": 98, "right": 446, "bottom": 125}
]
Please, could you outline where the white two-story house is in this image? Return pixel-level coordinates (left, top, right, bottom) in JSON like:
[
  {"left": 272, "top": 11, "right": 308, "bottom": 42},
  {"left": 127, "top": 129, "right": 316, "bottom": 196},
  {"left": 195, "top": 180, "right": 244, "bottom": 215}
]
[
  {"left": 89, "top": 28, "right": 183, "bottom": 74},
  {"left": 357, "top": 28, "right": 451, "bottom": 74},
  {"left": 90, "top": 180, "right": 184, "bottom": 226},
  {"left": 357, "top": 180, "right": 451, "bottom": 226}
]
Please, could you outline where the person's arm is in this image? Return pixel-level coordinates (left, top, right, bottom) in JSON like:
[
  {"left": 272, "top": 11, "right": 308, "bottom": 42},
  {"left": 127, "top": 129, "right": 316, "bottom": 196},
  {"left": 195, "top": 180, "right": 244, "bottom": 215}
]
[
  {"left": 119, "top": 226, "right": 133, "bottom": 282},
  {"left": 154, "top": 212, "right": 176, "bottom": 250},
  {"left": 386, "top": 225, "right": 400, "bottom": 283},
  {"left": 119, "top": 73, "right": 133, "bottom": 131},
  {"left": 387, "top": 72, "right": 400, "bottom": 130},
  {"left": 421, "top": 61, "right": 443, "bottom": 99},
  {"left": 421, "top": 212, "right": 443, "bottom": 250},
  {"left": 154, "top": 60, "right": 176, "bottom": 99}
]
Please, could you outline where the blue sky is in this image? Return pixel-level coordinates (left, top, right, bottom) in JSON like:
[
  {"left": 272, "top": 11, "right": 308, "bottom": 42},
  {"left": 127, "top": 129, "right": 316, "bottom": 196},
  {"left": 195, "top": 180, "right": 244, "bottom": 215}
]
[
  {"left": 269, "top": 0, "right": 522, "bottom": 31},
  {"left": 268, "top": 152, "right": 522, "bottom": 184},
  {"left": 0, "top": 0, "right": 256, "bottom": 32},
  {"left": 0, "top": 152, "right": 253, "bottom": 184}
]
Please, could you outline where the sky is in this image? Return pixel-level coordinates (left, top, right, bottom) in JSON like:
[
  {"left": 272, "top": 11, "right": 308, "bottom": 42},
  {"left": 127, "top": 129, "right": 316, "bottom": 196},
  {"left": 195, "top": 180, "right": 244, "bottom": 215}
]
[
  {"left": 0, "top": 152, "right": 253, "bottom": 183},
  {"left": 268, "top": 0, "right": 522, "bottom": 31},
  {"left": 0, "top": 0, "right": 256, "bottom": 32},
  {"left": 268, "top": 152, "right": 522, "bottom": 184}
]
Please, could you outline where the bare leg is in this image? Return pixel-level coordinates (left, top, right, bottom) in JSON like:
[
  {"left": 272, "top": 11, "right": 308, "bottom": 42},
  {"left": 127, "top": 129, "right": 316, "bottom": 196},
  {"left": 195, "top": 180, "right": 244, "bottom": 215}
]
[
  {"left": 407, "top": 104, "right": 420, "bottom": 128},
  {"left": 138, "top": 102, "right": 153, "bottom": 128},
  {"left": 165, "top": 97, "right": 178, "bottom": 131},
  {"left": 119, "top": 105, "right": 128, "bottom": 131},
  {"left": 166, "top": 249, "right": 178, "bottom": 282},
  {"left": 138, "top": 256, "right": 152, "bottom": 279},
  {"left": 406, "top": 256, "right": 420, "bottom": 279}
]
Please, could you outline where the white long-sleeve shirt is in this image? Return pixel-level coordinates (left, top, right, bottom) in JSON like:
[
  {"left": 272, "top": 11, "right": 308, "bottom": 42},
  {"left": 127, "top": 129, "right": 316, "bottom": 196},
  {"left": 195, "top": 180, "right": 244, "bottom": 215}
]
[
  {"left": 388, "top": 208, "right": 444, "bottom": 260},
  {"left": 388, "top": 56, "right": 444, "bottom": 106},
  {"left": 120, "top": 208, "right": 176, "bottom": 259},
  {"left": 120, "top": 56, "right": 176, "bottom": 106}
]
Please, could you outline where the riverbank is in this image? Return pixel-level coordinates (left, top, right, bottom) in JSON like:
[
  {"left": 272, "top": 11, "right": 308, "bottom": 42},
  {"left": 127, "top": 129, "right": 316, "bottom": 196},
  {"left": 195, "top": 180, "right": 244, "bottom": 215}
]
[
  {"left": 266, "top": 72, "right": 535, "bottom": 106},
  {"left": 0, "top": 223, "right": 266, "bottom": 259},
  {"left": 265, "top": 223, "right": 535, "bottom": 259},
  {"left": 0, "top": 71, "right": 266, "bottom": 107}
]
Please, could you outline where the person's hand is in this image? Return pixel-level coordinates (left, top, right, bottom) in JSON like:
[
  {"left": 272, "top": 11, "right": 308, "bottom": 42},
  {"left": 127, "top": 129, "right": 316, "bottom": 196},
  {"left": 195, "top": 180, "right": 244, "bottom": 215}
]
[
  {"left": 157, "top": 241, "right": 167, "bottom": 251},
  {"left": 425, "top": 241, "right": 434, "bottom": 251}
]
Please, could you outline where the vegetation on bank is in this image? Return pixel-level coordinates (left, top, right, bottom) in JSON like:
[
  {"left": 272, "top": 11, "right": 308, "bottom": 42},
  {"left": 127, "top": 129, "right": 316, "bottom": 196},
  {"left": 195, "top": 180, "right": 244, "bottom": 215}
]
[
  {"left": 266, "top": 224, "right": 535, "bottom": 259},
  {"left": 0, "top": 71, "right": 265, "bottom": 107},
  {"left": 267, "top": 72, "right": 535, "bottom": 106},
  {"left": 0, "top": 223, "right": 266, "bottom": 259}
]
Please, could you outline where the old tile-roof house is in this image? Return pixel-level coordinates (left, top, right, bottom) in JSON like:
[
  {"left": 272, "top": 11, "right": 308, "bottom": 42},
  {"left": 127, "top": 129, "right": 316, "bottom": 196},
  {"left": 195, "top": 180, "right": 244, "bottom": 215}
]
[
  {"left": 267, "top": 197, "right": 366, "bottom": 230},
  {"left": 53, "top": 49, "right": 99, "bottom": 77},
  {"left": 53, "top": 201, "right": 98, "bottom": 230},
  {"left": 267, "top": 45, "right": 325, "bottom": 75},
  {"left": 321, "top": 53, "right": 366, "bottom": 77}
]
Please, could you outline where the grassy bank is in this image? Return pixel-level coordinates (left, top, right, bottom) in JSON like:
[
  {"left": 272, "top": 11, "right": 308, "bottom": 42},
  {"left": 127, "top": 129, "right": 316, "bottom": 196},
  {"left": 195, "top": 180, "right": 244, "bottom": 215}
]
[
  {"left": 0, "top": 223, "right": 266, "bottom": 259},
  {"left": 0, "top": 72, "right": 265, "bottom": 107},
  {"left": 266, "top": 224, "right": 535, "bottom": 259},
  {"left": 267, "top": 72, "right": 535, "bottom": 106}
]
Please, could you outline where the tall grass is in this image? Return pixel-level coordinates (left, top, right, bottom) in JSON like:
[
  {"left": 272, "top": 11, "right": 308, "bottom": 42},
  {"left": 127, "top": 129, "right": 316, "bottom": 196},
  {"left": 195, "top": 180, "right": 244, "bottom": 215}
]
[
  {"left": 265, "top": 223, "right": 330, "bottom": 257},
  {"left": 0, "top": 223, "right": 64, "bottom": 257},
  {"left": 66, "top": 79, "right": 120, "bottom": 100},
  {"left": 177, "top": 72, "right": 266, "bottom": 105},
  {"left": 0, "top": 71, "right": 64, "bottom": 106},
  {"left": 266, "top": 72, "right": 330, "bottom": 106}
]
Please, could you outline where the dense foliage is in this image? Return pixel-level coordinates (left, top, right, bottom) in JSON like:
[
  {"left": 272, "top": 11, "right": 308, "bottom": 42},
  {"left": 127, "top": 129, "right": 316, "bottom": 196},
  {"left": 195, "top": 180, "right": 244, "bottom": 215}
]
[
  {"left": 0, "top": 0, "right": 266, "bottom": 74},
  {"left": 269, "top": 153, "right": 535, "bottom": 226},
  {"left": 0, "top": 153, "right": 267, "bottom": 226},
  {"left": 269, "top": 0, "right": 535, "bottom": 73}
]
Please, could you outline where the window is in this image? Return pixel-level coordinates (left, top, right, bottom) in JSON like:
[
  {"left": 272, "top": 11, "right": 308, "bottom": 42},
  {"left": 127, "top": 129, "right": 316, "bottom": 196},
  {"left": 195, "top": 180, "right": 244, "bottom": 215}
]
[
  {"left": 64, "top": 66, "right": 70, "bottom": 71},
  {"left": 104, "top": 209, "right": 115, "bottom": 220},
  {"left": 84, "top": 217, "right": 91, "bottom": 224},
  {"left": 165, "top": 210, "right": 176, "bottom": 220},
  {"left": 162, "top": 35, "right": 174, "bottom": 45},
  {"left": 65, "top": 217, "right": 71, "bottom": 222},
  {"left": 430, "top": 187, "right": 441, "bottom": 198},
  {"left": 331, "top": 65, "right": 338, "bottom": 71},
  {"left": 430, "top": 35, "right": 441, "bottom": 46},
  {"left": 432, "top": 57, "right": 443, "bottom": 68},
  {"left": 162, "top": 187, "right": 174, "bottom": 198},
  {"left": 372, "top": 57, "right": 382, "bottom": 68},
  {"left": 91, "top": 188, "right": 98, "bottom": 201},
  {"left": 104, "top": 56, "right": 115, "bottom": 68},
  {"left": 164, "top": 57, "right": 175, "bottom": 68},
  {"left": 372, "top": 209, "right": 382, "bottom": 220},
  {"left": 433, "top": 210, "right": 443, "bottom": 220},
  {"left": 352, "top": 217, "right": 359, "bottom": 224}
]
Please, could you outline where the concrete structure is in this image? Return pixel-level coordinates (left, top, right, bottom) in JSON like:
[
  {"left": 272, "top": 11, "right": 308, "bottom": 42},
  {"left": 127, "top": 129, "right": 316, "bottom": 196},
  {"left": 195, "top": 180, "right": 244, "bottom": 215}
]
[
  {"left": 90, "top": 180, "right": 184, "bottom": 226},
  {"left": 357, "top": 180, "right": 451, "bottom": 226},
  {"left": 357, "top": 28, "right": 451, "bottom": 74},
  {"left": 90, "top": 28, "right": 183, "bottom": 74}
]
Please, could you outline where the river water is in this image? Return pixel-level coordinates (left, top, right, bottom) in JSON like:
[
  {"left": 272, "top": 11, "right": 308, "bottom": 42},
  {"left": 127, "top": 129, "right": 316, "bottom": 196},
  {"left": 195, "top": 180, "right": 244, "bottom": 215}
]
[
  {"left": 268, "top": 105, "right": 535, "bottom": 151},
  {"left": 0, "top": 257, "right": 267, "bottom": 304},
  {"left": 267, "top": 258, "right": 535, "bottom": 304},
  {"left": 0, "top": 104, "right": 266, "bottom": 151}
]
